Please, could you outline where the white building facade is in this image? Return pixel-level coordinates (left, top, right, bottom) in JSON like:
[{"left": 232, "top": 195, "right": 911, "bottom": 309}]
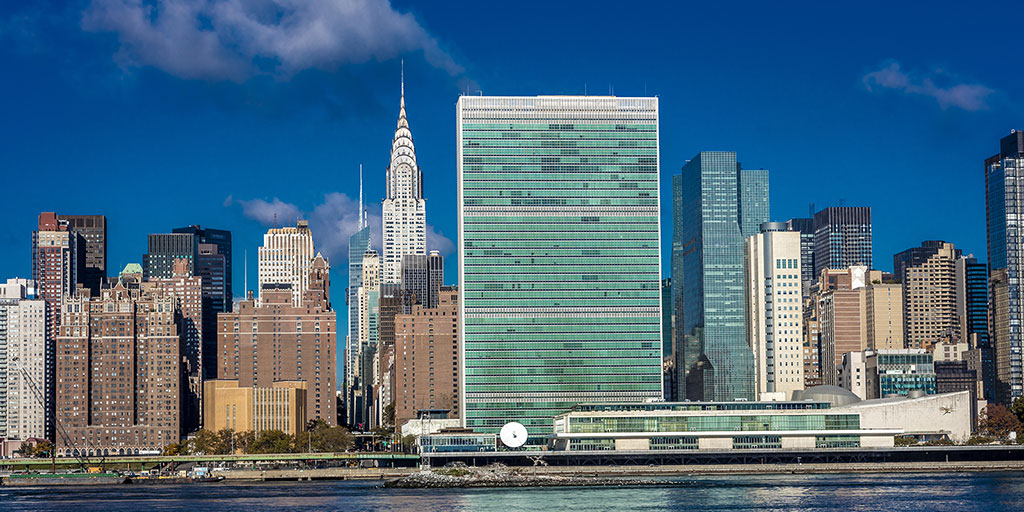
[
  {"left": 382, "top": 77, "right": 426, "bottom": 284},
  {"left": 0, "top": 279, "right": 48, "bottom": 441},
  {"left": 745, "top": 223, "right": 805, "bottom": 399},
  {"left": 257, "top": 220, "right": 315, "bottom": 307}
]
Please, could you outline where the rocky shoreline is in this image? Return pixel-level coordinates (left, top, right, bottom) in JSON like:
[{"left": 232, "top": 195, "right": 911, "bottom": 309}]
[{"left": 384, "top": 464, "right": 679, "bottom": 488}]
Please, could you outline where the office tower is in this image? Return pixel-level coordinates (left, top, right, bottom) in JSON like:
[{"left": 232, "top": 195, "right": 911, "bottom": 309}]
[
  {"left": 893, "top": 241, "right": 961, "bottom": 349},
  {"left": 0, "top": 279, "right": 46, "bottom": 441},
  {"left": 840, "top": 350, "right": 878, "bottom": 399},
  {"left": 401, "top": 251, "right": 443, "bottom": 308},
  {"left": 382, "top": 74, "right": 426, "bottom": 284},
  {"left": 203, "top": 380, "right": 307, "bottom": 435},
  {"left": 144, "top": 233, "right": 195, "bottom": 280},
  {"left": 812, "top": 206, "right": 872, "bottom": 277},
  {"left": 219, "top": 254, "right": 337, "bottom": 425},
  {"left": 670, "top": 174, "right": 684, "bottom": 390},
  {"left": 56, "top": 215, "right": 106, "bottom": 297},
  {"left": 346, "top": 167, "right": 371, "bottom": 389},
  {"left": 458, "top": 95, "right": 663, "bottom": 437},
  {"left": 818, "top": 266, "right": 868, "bottom": 386},
  {"left": 347, "top": 249, "right": 379, "bottom": 428},
  {"left": 56, "top": 284, "right": 184, "bottom": 455},
  {"left": 745, "top": 222, "right": 805, "bottom": 399},
  {"left": 955, "top": 255, "right": 994, "bottom": 402},
  {"left": 142, "top": 259, "right": 204, "bottom": 431},
  {"left": 31, "top": 212, "right": 80, "bottom": 440},
  {"left": 173, "top": 225, "right": 232, "bottom": 310},
  {"left": 987, "top": 129, "right": 1024, "bottom": 401},
  {"left": 258, "top": 220, "right": 315, "bottom": 307},
  {"left": 785, "top": 217, "right": 816, "bottom": 293},
  {"left": 802, "top": 295, "right": 822, "bottom": 387},
  {"left": 661, "top": 278, "right": 673, "bottom": 360},
  {"left": 375, "top": 283, "right": 414, "bottom": 427},
  {"left": 677, "top": 151, "right": 768, "bottom": 401},
  {"left": 862, "top": 281, "right": 903, "bottom": 350},
  {"left": 956, "top": 256, "right": 990, "bottom": 349},
  {"left": 935, "top": 360, "right": 980, "bottom": 428},
  {"left": 395, "top": 287, "right": 459, "bottom": 428}
]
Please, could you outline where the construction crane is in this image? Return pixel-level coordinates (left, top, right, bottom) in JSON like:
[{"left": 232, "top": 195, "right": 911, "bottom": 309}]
[{"left": 10, "top": 356, "right": 102, "bottom": 473}]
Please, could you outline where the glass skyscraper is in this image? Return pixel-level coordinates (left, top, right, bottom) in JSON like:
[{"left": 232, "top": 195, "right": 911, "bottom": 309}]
[
  {"left": 986, "top": 130, "right": 1024, "bottom": 402},
  {"left": 457, "top": 96, "right": 663, "bottom": 440},
  {"left": 812, "top": 206, "right": 872, "bottom": 278},
  {"left": 675, "top": 152, "right": 768, "bottom": 401}
]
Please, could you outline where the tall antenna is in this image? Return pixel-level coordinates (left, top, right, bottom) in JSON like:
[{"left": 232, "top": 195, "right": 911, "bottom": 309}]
[{"left": 401, "top": 59, "right": 405, "bottom": 97}]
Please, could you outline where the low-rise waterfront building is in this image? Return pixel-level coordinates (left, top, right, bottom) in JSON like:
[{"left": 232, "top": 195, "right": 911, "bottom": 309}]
[
  {"left": 203, "top": 380, "right": 307, "bottom": 435},
  {"left": 548, "top": 400, "right": 900, "bottom": 452}
]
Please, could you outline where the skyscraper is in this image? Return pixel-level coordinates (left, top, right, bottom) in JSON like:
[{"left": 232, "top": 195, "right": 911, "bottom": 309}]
[
  {"left": 401, "top": 251, "right": 443, "bottom": 308},
  {"left": 893, "top": 241, "right": 961, "bottom": 349},
  {"left": 257, "top": 220, "right": 315, "bottom": 307},
  {"left": 0, "top": 279, "right": 46, "bottom": 442},
  {"left": 395, "top": 287, "right": 459, "bottom": 427},
  {"left": 744, "top": 222, "right": 804, "bottom": 399},
  {"left": 382, "top": 73, "right": 426, "bottom": 284},
  {"left": 956, "top": 255, "right": 994, "bottom": 402},
  {"left": 676, "top": 151, "right": 768, "bottom": 401},
  {"left": 458, "top": 95, "right": 663, "bottom": 439},
  {"left": 172, "top": 225, "right": 232, "bottom": 310},
  {"left": 144, "top": 233, "right": 195, "bottom": 280},
  {"left": 985, "top": 129, "right": 1024, "bottom": 401},
  {"left": 785, "top": 217, "right": 816, "bottom": 293},
  {"left": 812, "top": 206, "right": 872, "bottom": 277},
  {"left": 56, "top": 215, "right": 106, "bottom": 297},
  {"left": 346, "top": 166, "right": 371, "bottom": 391},
  {"left": 31, "top": 212, "right": 80, "bottom": 440},
  {"left": 219, "top": 254, "right": 337, "bottom": 425},
  {"left": 56, "top": 283, "right": 184, "bottom": 455}
]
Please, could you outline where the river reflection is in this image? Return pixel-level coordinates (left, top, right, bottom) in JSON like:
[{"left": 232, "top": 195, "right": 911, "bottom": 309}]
[{"left": 1, "top": 472, "right": 1022, "bottom": 511}]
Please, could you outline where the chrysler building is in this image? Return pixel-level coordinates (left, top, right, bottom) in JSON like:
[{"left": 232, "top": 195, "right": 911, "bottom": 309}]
[{"left": 382, "top": 69, "right": 426, "bottom": 283}]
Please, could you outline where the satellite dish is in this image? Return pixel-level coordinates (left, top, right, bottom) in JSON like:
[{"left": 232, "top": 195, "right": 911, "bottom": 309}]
[{"left": 500, "top": 422, "right": 528, "bottom": 448}]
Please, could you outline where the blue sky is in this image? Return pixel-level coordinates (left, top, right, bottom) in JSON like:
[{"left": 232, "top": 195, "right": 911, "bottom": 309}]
[{"left": 2, "top": 1, "right": 1022, "bottom": 303}]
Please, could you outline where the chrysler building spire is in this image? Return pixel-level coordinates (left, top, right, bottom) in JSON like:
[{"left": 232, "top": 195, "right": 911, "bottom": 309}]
[{"left": 382, "top": 65, "right": 426, "bottom": 283}]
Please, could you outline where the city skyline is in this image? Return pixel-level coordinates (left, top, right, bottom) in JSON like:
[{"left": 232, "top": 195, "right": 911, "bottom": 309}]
[{"left": 3, "top": 3, "right": 1022, "bottom": 305}]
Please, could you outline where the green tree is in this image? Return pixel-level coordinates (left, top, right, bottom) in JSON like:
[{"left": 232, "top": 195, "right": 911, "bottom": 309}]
[
  {"left": 1010, "top": 396, "right": 1024, "bottom": 423},
  {"left": 384, "top": 403, "right": 396, "bottom": 429},
  {"left": 234, "top": 431, "right": 256, "bottom": 454},
  {"left": 980, "top": 404, "right": 1023, "bottom": 439},
  {"left": 247, "top": 430, "right": 294, "bottom": 454},
  {"left": 162, "top": 443, "right": 182, "bottom": 456},
  {"left": 212, "top": 429, "right": 236, "bottom": 454}
]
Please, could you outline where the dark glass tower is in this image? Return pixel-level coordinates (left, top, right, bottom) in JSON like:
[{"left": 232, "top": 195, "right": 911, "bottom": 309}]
[
  {"left": 985, "top": 130, "right": 1024, "bottom": 402},
  {"left": 675, "top": 151, "right": 768, "bottom": 401},
  {"left": 786, "top": 217, "right": 816, "bottom": 292},
  {"left": 56, "top": 215, "right": 106, "bottom": 296},
  {"left": 812, "top": 207, "right": 872, "bottom": 278},
  {"left": 173, "top": 225, "right": 232, "bottom": 310}
]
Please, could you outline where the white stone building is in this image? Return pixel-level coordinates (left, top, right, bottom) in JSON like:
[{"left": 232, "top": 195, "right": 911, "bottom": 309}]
[
  {"left": 257, "top": 220, "right": 314, "bottom": 306},
  {"left": 382, "top": 74, "right": 426, "bottom": 284}
]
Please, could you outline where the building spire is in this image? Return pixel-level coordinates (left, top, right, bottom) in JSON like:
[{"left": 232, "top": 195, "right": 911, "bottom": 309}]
[{"left": 358, "top": 164, "right": 364, "bottom": 230}]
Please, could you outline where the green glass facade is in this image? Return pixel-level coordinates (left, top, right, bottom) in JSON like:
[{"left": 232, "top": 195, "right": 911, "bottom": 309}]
[
  {"left": 457, "top": 96, "right": 663, "bottom": 439},
  {"left": 675, "top": 152, "right": 768, "bottom": 401}
]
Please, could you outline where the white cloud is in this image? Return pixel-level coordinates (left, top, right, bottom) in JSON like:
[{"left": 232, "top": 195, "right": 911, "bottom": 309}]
[
  {"left": 229, "top": 193, "right": 454, "bottom": 266},
  {"left": 82, "top": 0, "right": 461, "bottom": 81},
  {"left": 862, "top": 61, "right": 994, "bottom": 112}
]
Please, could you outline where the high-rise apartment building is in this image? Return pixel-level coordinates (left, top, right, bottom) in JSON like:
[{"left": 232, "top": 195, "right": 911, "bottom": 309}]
[
  {"left": 258, "top": 220, "right": 315, "bottom": 307},
  {"left": 142, "top": 259, "right": 204, "bottom": 431},
  {"left": 812, "top": 206, "right": 872, "bottom": 278},
  {"left": 0, "top": 279, "right": 46, "bottom": 442},
  {"left": 862, "top": 282, "right": 903, "bottom": 350},
  {"left": 458, "top": 95, "right": 663, "bottom": 438},
  {"left": 745, "top": 223, "right": 804, "bottom": 399},
  {"left": 986, "top": 129, "right": 1024, "bottom": 401},
  {"left": 56, "top": 215, "right": 106, "bottom": 297},
  {"left": 31, "top": 212, "right": 80, "bottom": 440},
  {"left": 218, "top": 254, "right": 337, "bottom": 425},
  {"left": 893, "top": 241, "right": 961, "bottom": 350},
  {"left": 382, "top": 76, "right": 426, "bottom": 284},
  {"left": 56, "top": 283, "right": 184, "bottom": 455},
  {"left": 676, "top": 151, "right": 768, "bottom": 401},
  {"left": 395, "top": 287, "right": 459, "bottom": 428},
  {"left": 785, "top": 217, "right": 816, "bottom": 293}
]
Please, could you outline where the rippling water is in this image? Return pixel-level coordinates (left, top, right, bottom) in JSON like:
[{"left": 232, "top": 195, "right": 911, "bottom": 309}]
[{"left": 2, "top": 472, "right": 1021, "bottom": 511}]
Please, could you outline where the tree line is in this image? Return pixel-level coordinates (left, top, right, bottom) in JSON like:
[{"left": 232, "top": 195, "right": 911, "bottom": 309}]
[{"left": 162, "top": 419, "right": 354, "bottom": 455}]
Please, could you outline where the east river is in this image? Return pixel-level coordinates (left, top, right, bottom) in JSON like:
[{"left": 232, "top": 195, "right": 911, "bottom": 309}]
[{"left": 2, "top": 472, "right": 1023, "bottom": 511}]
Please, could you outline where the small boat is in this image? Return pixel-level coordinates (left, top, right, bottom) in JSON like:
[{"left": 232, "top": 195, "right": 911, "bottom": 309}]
[{"left": 124, "top": 475, "right": 225, "bottom": 484}]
